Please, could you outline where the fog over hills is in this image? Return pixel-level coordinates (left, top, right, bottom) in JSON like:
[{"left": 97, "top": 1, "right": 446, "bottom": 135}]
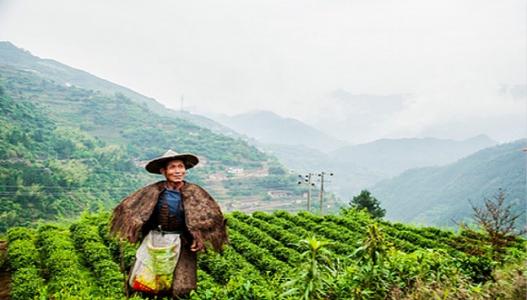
[
  {"left": 209, "top": 110, "right": 348, "bottom": 153},
  {"left": 204, "top": 104, "right": 501, "bottom": 201},
  {"left": 370, "top": 139, "right": 527, "bottom": 229},
  {"left": 265, "top": 135, "right": 498, "bottom": 200},
  {"left": 330, "top": 134, "right": 497, "bottom": 177}
]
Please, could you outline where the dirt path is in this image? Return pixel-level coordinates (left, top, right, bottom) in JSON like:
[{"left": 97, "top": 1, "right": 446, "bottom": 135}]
[{"left": 0, "top": 241, "right": 10, "bottom": 300}]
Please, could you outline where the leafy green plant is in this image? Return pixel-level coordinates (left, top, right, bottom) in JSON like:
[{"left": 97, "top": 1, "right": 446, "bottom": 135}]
[
  {"left": 281, "top": 237, "right": 335, "bottom": 300},
  {"left": 229, "top": 213, "right": 301, "bottom": 264},
  {"left": 70, "top": 219, "right": 124, "bottom": 298},
  {"left": 37, "top": 224, "right": 95, "bottom": 298},
  {"left": 6, "top": 227, "right": 46, "bottom": 300}
]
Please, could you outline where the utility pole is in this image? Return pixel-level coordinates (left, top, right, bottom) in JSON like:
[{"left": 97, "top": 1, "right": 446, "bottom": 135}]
[
  {"left": 317, "top": 171, "right": 333, "bottom": 215},
  {"left": 307, "top": 173, "right": 313, "bottom": 211},
  {"left": 298, "top": 173, "right": 315, "bottom": 212},
  {"left": 180, "top": 95, "right": 184, "bottom": 111}
]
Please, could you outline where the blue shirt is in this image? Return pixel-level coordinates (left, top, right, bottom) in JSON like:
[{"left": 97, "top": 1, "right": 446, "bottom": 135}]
[{"left": 157, "top": 188, "right": 185, "bottom": 220}]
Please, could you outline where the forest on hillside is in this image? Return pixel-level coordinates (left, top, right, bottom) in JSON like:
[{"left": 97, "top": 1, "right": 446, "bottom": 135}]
[{"left": 0, "top": 75, "right": 305, "bottom": 232}]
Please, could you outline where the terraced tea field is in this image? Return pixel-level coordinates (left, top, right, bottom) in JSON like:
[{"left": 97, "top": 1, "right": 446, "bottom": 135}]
[{"left": 3, "top": 210, "right": 525, "bottom": 299}]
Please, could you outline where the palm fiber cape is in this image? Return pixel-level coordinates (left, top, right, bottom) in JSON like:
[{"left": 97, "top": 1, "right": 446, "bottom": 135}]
[{"left": 110, "top": 181, "right": 228, "bottom": 295}]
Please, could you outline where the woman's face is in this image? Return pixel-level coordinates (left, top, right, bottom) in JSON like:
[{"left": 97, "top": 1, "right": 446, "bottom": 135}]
[{"left": 161, "top": 159, "right": 186, "bottom": 183}]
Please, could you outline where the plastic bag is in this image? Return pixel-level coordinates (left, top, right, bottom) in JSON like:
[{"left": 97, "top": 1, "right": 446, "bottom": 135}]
[{"left": 129, "top": 230, "right": 181, "bottom": 293}]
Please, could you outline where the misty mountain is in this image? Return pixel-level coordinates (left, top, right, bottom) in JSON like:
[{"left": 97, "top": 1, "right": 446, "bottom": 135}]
[
  {"left": 210, "top": 110, "right": 348, "bottom": 153},
  {"left": 171, "top": 110, "right": 243, "bottom": 139},
  {"left": 266, "top": 135, "right": 498, "bottom": 201},
  {"left": 330, "top": 135, "right": 497, "bottom": 177},
  {"left": 370, "top": 139, "right": 526, "bottom": 229}
]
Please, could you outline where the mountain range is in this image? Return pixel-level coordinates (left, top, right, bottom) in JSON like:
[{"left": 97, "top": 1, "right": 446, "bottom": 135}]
[
  {"left": 259, "top": 134, "right": 497, "bottom": 199},
  {"left": 330, "top": 134, "right": 497, "bottom": 177},
  {"left": 371, "top": 139, "right": 526, "bottom": 229},
  {"left": 208, "top": 110, "right": 500, "bottom": 202}
]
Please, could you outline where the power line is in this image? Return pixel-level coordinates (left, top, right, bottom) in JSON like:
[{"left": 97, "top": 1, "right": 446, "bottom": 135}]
[
  {"left": 0, "top": 183, "right": 308, "bottom": 189},
  {"left": 0, "top": 186, "right": 316, "bottom": 195}
]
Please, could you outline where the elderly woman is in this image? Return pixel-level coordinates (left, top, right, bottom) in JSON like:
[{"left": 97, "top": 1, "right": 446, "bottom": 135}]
[{"left": 110, "top": 149, "right": 228, "bottom": 298}]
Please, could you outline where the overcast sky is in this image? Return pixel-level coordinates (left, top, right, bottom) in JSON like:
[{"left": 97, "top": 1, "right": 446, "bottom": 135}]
[{"left": 0, "top": 0, "right": 525, "bottom": 143}]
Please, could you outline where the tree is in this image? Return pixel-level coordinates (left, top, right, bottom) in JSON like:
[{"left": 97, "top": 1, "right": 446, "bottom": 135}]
[
  {"left": 268, "top": 165, "right": 286, "bottom": 175},
  {"left": 349, "top": 190, "right": 386, "bottom": 218},
  {"left": 470, "top": 189, "right": 525, "bottom": 259}
]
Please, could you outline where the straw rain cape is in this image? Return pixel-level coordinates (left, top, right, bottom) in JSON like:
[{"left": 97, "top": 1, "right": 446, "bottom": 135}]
[
  {"left": 110, "top": 181, "right": 228, "bottom": 252},
  {"left": 110, "top": 181, "right": 228, "bottom": 295}
]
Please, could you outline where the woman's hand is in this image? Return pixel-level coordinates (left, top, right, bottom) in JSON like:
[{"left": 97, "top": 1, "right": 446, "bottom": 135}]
[{"left": 190, "top": 239, "right": 204, "bottom": 252}]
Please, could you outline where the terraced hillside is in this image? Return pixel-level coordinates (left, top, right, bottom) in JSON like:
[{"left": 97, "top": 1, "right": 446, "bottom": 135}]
[
  {"left": 0, "top": 59, "right": 306, "bottom": 231},
  {"left": 3, "top": 210, "right": 525, "bottom": 300}
]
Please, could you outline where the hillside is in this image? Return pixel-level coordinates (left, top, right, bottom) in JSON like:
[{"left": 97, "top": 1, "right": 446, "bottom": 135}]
[
  {"left": 2, "top": 210, "right": 524, "bottom": 299},
  {"left": 0, "top": 64, "right": 261, "bottom": 165},
  {"left": 331, "top": 135, "right": 497, "bottom": 178},
  {"left": 0, "top": 41, "right": 243, "bottom": 150},
  {"left": 0, "top": 43, "right": 308, "bottom": 231},
  {"left": 371, "top": 139, "right": 527, "bottom": 228},
  {"left": 0, "top": 88, "right": 147, "bottom": 232},
  {"left": 0, "top": 67, "right": 306, "bottom": 209},
  {"left": 0, "top": 41, "right": 170, "bottom": 117}
]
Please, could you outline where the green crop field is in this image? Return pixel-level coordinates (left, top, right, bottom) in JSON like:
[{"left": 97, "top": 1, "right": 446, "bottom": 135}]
[{"left": 3, "top": 209, "right": 525, "bottom": 300}]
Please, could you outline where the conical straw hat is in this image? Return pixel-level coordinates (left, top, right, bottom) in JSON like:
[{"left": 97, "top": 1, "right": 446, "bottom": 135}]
[{"left": 145, "top": 149, "right": 199, "bottom": 174}]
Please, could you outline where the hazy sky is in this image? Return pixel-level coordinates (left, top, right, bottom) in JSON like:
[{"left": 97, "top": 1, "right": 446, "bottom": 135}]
[{"left": 0, "top": 0, "right": 525, "bottom": 143}]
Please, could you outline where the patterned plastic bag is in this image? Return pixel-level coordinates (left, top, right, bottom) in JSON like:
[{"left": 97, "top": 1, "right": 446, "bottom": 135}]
[{"left": 129, "top": 230, "right": 181, "bottom": 293}]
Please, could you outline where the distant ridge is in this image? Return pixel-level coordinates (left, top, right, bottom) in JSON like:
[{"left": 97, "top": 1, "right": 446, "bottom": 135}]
[
  {"left": 330, "top": 135, "right": 497, "bottom": 177},
  {"left": 266, "top": 135, "right": 498, "bottom": 200},
  {"left": 211, "top": 110, "right": 348, "bottom": 153},
  {"left": 371, "top": 139, "right": 527, "bottom": 229}
]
